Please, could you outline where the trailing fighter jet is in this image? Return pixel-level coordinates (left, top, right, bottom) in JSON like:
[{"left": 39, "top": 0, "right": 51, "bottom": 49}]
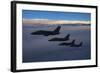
[
  {"left": 70, "top": 41, "right": 83, "bottom": 47},
  {"left": 31, "top": 26, "right": 61, "bottom": 36},
  {"left": 48, "top": 34, "right": 70, "bottom": 41},
  {"left": 59, "top": 39, "right": 83, "bottom": 47}
]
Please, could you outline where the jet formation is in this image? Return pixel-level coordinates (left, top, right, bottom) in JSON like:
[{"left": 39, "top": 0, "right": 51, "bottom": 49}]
[{"left": 31, "top": 26, "right": 83, "bottom": 47}]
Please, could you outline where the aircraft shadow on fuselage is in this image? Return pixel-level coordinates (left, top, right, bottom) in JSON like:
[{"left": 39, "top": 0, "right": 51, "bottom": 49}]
[
  {"left": 59, "top": 40, "right": 83, "bottom": 47},
  {"left": 48, "top": 34, "right": 70, "bottom": 41},
  {"left": 31, "top": 26, "right": 61, "bottom": 36}
]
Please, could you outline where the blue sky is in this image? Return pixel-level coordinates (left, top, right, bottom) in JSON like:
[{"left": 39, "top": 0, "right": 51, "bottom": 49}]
[{"left": 22, "top": 10, "right": 91, "bottom": 21}]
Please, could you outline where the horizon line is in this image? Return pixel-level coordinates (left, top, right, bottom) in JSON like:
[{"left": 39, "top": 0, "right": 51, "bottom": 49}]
[{"left": 22, "top": 18, "right": 91, "bottom": 25}]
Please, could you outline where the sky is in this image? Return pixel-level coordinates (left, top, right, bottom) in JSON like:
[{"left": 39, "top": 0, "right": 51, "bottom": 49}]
[
  {"left": 22, "top": 10, "right": 91, "bottom": 25},
  {"left": 22, "top": 10, "right": 91, "bottom": 21}
]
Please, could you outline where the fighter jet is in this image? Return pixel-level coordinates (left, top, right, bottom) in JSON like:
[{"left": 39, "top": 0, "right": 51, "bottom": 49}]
[
  {"left": 70, "top": 41, "right": 83, "bottom": 47},
  {"left": 59, "top": 40, "right": 75, "bottom": 46},
  {"left": 48, "top": 34, "right": 70, "bottom": 41},
  {"left": 59, "top": 40, "right": 83, "bottom": 47},
  {"left": 31, "top": 26, "right": 61, "bottom": 36}
]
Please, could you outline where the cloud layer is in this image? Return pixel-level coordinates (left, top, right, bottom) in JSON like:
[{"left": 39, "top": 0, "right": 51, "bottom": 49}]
[{"left": 22, "top": 19, "right": 91, "bottom": 25}]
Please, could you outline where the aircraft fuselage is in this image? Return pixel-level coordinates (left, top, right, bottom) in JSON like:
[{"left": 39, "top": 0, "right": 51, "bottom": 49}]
[{"left": 31, "top": 30, "right": 59, "bottom": 36}]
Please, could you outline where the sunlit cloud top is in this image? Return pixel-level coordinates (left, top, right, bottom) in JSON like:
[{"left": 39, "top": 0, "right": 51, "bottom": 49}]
[{"left": 22, "top": 19, "right": 90, "bottom": 25}]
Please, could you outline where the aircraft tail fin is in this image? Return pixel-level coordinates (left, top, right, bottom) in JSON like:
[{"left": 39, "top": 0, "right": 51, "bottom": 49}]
[
  {"left": 72, "top": 40, "right": 75, "bottom": 44},
  {"left": 65, "top": 34, "right": 70, "bottom": 39},
  {"left": 54, "top": 26, "right": 61, "bottom": 33},
  {"left": 79, "top": 42, "right": 83, "bottom": 46}
]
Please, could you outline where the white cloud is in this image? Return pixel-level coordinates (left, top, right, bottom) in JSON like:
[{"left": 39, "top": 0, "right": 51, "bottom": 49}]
[{"left": 22, "top": 19, "right": 91, "bottom": 25}]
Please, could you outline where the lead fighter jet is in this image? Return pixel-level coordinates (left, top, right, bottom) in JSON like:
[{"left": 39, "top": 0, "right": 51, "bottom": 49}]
[{"left": 31, "top": 26, "right": 61, "bottom": 36}]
